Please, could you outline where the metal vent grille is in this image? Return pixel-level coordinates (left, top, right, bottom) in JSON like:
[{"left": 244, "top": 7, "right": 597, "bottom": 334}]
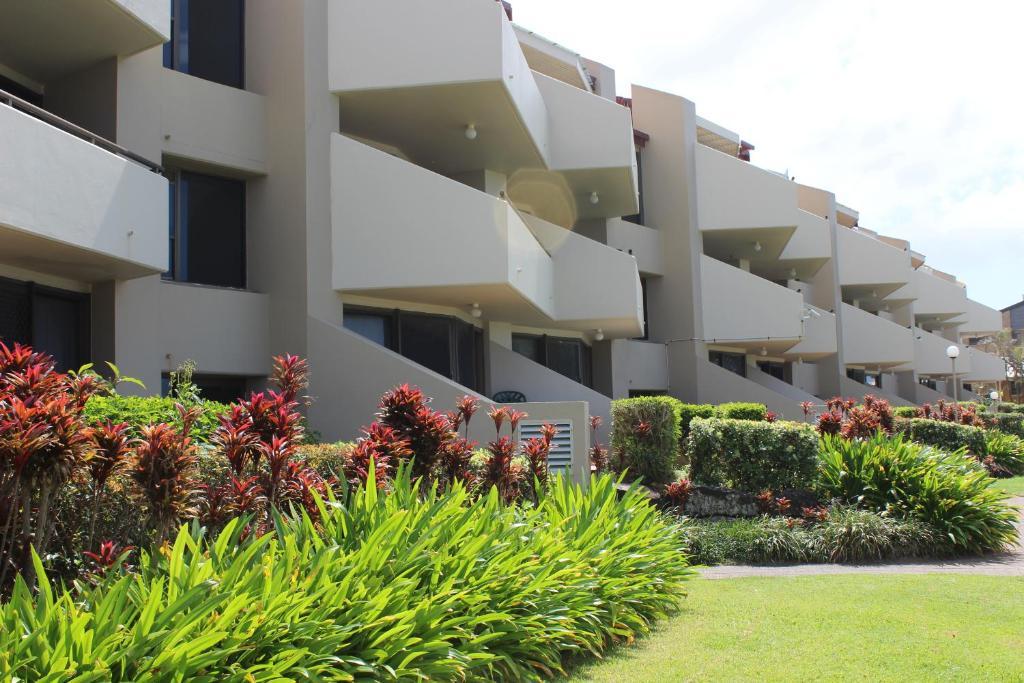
[{"left": 519, "top": 420, "right": 573, "bottom": 474}]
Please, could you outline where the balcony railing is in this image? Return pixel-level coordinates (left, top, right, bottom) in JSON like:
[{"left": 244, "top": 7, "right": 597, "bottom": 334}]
[{"left": 1, "top": 89, "right": 161, "bottom": 174}]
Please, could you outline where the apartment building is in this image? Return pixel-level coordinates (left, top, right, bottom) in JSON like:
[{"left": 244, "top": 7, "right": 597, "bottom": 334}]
[{"left": 0, "top": 1, "right": 1008, "bottom": 468}]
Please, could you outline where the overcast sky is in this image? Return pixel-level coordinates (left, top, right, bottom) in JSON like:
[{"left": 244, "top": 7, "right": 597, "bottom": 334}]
[{"left": 511, "top": 0, "right": 1023, "bottom": 311}]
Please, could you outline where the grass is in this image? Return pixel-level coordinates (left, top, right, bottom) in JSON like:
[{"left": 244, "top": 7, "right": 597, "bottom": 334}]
[
  {"left": 992, "top": 476, "right": 1024, "bottom": 497},
  {"left": 567, "top": 575, "right": 1024, "bottom": 682}
]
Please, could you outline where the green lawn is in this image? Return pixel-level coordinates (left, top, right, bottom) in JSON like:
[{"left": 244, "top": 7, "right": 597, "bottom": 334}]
[
  {"left": 567, "top": 575, "right": 1024, "bottom": 682},
  {"left": 993, "top": 476, "right": 1024, "bottom": 497}
]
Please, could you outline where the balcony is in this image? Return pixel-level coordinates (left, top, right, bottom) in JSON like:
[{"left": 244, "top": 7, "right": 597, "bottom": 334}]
[
  {"left": 159, "top": 69, "right": 267, "bottom": 176},
  {"left": 841, "top": 304, "right": 914, "bottom": 369},
  {"left": 700, "top": 255, "right": 804, "bottom": 353},
  {"left": 836, "top": 227, "right": 913, "bottom": 306},
  {"left": 0, "top": 98, "right": 167, "bottom": 281},
  {"left": 605, "top": 219, "right": 663, "bottom": 276},
  {"left": 527, "top": 73, "right": 638, "bottom": 220},
  {"left": 786, "top": 305, "right": 838, "bottom": 360},
  {"left": 331, "top": 134, "right": 643, "bottom": 337},
  {"left": 914, "top": 328, "right": 969, "bottom": 377},
  {"left": 696, "top": 144, "right": 798, "bottom": 261},
  {"left": 958, "top": 298, "right": 1002, "bottom": 335},
  {"left": 328, "top": 1, "right": 637, "bottom": 226},
  {"left": 0, "top": 0, "right": 169, "bottom": 82},
  {"left": 914, "top": 267, "right": 968, "bottom": 328},
  {"left": 964, "top": 347, "right": 1006, "bottom": 382},
  {"left": 329, "top": 0, "right": 547, "bottom": 176},
  {"left": 158, "top": 282, "right": 271, "bottom": 377}
]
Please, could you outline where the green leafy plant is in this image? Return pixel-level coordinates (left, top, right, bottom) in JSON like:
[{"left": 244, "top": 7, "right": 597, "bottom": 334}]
[
  {"left": 83, "top": 395, "right": 228, "bottom": 444},
  {"left": 715, "top": 402, "right": 768, "bottom": 421},
  {"left": 610, "top": 396, "right": 684, "bottom": 486},
  {"left": 817, "top": 433, "right": 1018, "bottom": 553},
  {"left": 984, "top": 432, "right": 1024, "bottom": 476},
  {"left": 0, "top": 471, "right": 691, "bottom": 681},
  {"left": 687, "top": 417, "right": 819, "bottom": 492},
  {"left": 894, "top": 417, "right": 987, "bottom": 456}
]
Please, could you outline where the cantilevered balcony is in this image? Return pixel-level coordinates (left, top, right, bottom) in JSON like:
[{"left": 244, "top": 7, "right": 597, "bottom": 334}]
[
  {"left": 964, "top": 347, "right": 1006, "bottom": 383},
  {"left": 605, "top": 218, "right": 663, "bottom": 276},
  {"left": 696, "top": 144, "right": 797, "bottom": 257},
  {"left": 330, "top": 134, "right": 643, "bottom": 337},
  {"left": 700, "top": 255, "right": 804, "bottom": 353},
  {"left": 836, "top": 227, "right": 913, "bottom": 309},
  {"left": 914, "top": 328, "right": 969, "bottom": 377},
  {"left": 914, "top": 267, "right": 968, "bottom": 330},
  {"left": 328, "top": 0, "right": 637, "bottom": 226},
  {"left": 0, "top": 1, "right": 168, "bottom": 82},
  {"left": 957, "top": 298, "right": 1002, "bottom": 336},
  {"left": 841, "top": 304, "right": 914, "bottom": 369},
  {"left": 786, "top": 305, "right": 838, "bottom": 360},
  {"left": 0, "top": 98, "right": 167, "bottom": 281}
]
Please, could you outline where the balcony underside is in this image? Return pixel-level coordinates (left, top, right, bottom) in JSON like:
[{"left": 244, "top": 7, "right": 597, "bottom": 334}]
[
  {"left": 0, "top": 224, "right": 159, "bottom": 282},
  {"left": 841, "top": 283, "right": 909, "bottom": 310},
  {"left": 338, "top": 83, "right": 545, "bottom": 177},
  {"left": 701, "top": 226, "right": 795, "bottom": 262},
  {"left": 0, "top": 0, "right": 168, "bottom": 82}
]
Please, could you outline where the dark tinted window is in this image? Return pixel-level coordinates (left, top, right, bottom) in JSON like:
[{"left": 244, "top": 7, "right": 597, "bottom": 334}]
[
  {"left": 512, "top": 334, "right": 543, "bottom": 363},
  {"left": 757, "top": 360, "right": 785, "bottom": 381},
  {"left": 344, "top": 311, "right": 393, "bottom": 347},
  {"left": 165, "top": 0, "right": 245, "bottom": 89},
  {"left": 0, "top": 277, "right": 89, "bottom": 372},
  {"left": 168, "top": 171, "right": 246, "bottom": 288},
  {"left": 455, "top": 320, "right": 482, "bottom": 391},
  {"left": 400, "top": 314, "right": 452, "bottom": 379},
  {"left": 709, "top": 351, "right": 746, "bottom": 377},
  {"left": 547, "top": 338, "right": 583, "bottom": 384},
  {"left": 163, "top": 372, "right": 247, "bottom": 404}
]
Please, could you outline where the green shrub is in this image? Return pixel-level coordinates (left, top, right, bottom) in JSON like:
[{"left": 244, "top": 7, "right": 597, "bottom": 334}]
[
  {"left": 996, "top": 403, "right": 1024, "bottom": 414},
  {"left": 0, "top": 473, "right": 691, "bottom": 682},
  {"left": 715, "top": 402, "right": 768, "bottom": 421},
  {"left": 679, "top": 403, "right": 716, "bottom": 437},
  {"left": 814, "top": 506, "right": 940, "bottom": 563},
  {"left": 687, "top": 418, "right": 819, "bottom": 492},
  {"left": 985, "top": 413, "right": 1024, "bottom": 438},
  {"left": 894, "top": 417, "right": 987, "bottom": 456},
  {"left": 893, "top": 406, "right": 920, "bottom": 418},
  {"left": 83, "top": 395, "right": 228, "bottom": 444},
  {"left": 611, "top": 396, "right": 684, "bottom": 486},
  {"left": 680, "top": 509, "right": 940, "bottom": 566},
  {"left": 295, "top": 441, "right": 355, "bottom": 477},
  {"left": 817, "top": 433, "right": 1018, "bottom": 554},
  {"left": 984, "top": 432, "right": 1024, "bottom": 476}
]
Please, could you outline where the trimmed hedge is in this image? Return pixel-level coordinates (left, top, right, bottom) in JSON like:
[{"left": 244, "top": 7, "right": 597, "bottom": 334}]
[
  {"left": 985, "top": 413, "right": 1024, "bottom": 438},
  {"left": 893, "top": 406, "right": 920, "bottom": 418},
  {"left": 610, "top": 396, "right": 684, "bottom": 486},
  {"left": 83, "top": 395, "right": 228, "bottom": 444},
  {"left": 715, "top": 402, "right": 768, "bottom": 421},
  {"left": 687, "top": 417, "right": 819, "bottom": 492},
  {"left": 894, "top": 417, "right": 987, "bottom": 456},
  {"left": 996, "top": 403, "right": 1024, "bottom": 414},
  {"left": 679, "top": 404, "right": 717, "bottom": 437}
]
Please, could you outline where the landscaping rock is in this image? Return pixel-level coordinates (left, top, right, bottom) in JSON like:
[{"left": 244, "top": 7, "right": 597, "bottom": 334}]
[{"left": 684, "top": 485, "right": 759, "bottom": 518}]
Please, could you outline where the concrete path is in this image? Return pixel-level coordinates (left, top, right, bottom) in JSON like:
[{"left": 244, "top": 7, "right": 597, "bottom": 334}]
[{"left": 701, "top": 497, "right": 1024, "bottom": 579}]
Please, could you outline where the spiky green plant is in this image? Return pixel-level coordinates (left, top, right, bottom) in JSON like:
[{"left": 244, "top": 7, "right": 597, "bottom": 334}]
[
  {"left": 817, "top": 433, "right": 1018, "bottom": 554},
  {"left": 0, "top": 469, "right": 691, "bottom": 681}
]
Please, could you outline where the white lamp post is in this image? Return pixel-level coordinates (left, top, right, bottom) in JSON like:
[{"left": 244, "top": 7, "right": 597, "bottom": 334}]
[
  {"left": 990, "top": 390, "right": 1000, "bottom": 402},
  {"left": 946, "top": 345, "right": 961, "bottom": 402}
]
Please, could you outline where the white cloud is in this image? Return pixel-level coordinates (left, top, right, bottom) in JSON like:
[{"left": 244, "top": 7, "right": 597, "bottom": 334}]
[{"left": 509, "top": 0, "right": 1024, "bottom": 309}]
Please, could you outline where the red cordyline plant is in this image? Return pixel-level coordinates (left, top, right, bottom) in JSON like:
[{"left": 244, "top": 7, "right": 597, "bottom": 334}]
[
  {"left": 663, "top": 478, "right": 694, "bottom": 510},
  {"left": 0, "top": 342, "right": 118, "bottom": 588},
  {"left": 482, "top": 436, "right": 523, "bottom": 504},
  {"left": 132, "top": 405, "right": 203, "bottom": 544},
  {"left": 917, "top": 400, "right": 984, "bottom": 427},
  {"left": 589, "top": 415, "right": 609, "bottom": 473},
  {"left": 83, "top": 421, "right": 137, "bottom": 547},
  {"left": 82, "top": 540, "right": 135, "bottom": 581},
  {"left": 522, "top": 422, "right": 557, "bottom": 501},
  {"left": 810, "top": 395, "right": 894, "bottom": 439},
  {"left": 375, "top": 384, "right": 453, "bottom": 479}
]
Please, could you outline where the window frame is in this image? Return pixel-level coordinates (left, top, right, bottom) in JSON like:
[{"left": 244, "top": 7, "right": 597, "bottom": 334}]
[
  {"left": 164, "top": 0, "right": 246, "bottom": 90},
  {"left": 511, "top": 332, "right": 594, "bottom": 388}
]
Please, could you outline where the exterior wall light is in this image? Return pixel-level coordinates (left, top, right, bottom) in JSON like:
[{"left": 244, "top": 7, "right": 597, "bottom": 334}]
[
  {"left": 589, "top": 191, "right": 600, "bottom": 205},
  {"left": 753, "top": 241, "right": 763, "bottom": 253},
  {"left": 465, "top": 124, "right": 478, "bottom": 140},
  {"left": 470, "top": 303, "right": 482, "bottom": 318},
  {"left": 759, "top": 346, "right": 768, "bottom": 356},
  {"left": 594, "top": 329, "right": 605, "bottom": 341}
]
